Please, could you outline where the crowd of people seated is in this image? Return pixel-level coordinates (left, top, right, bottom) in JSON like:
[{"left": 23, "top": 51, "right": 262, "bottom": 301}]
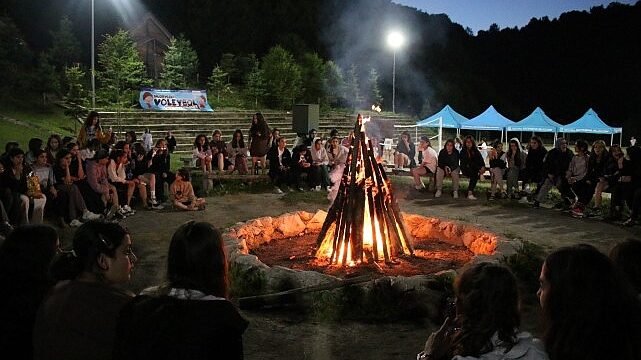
[{"left": 408, "top": 132, "right": 641, "bottom": 225}]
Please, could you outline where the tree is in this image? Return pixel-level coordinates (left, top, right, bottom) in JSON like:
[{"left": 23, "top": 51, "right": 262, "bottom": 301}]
[
  {"left": 300, "top": 52, "right": 325, "bottom": 104},
  {"left": 244, "top": 60, "right": 267, "bottom": 108},
  {"left": 345, "top": 64, "right": 363, "bottom": 109},
  {"left": 220, "top": 53, "right": 237, "bottom": 84},
  {"left": 367, "top": 67, "right": 383, "bottom": 106},
  {"left": 48, "top": 16, "right": 80, "bottom": 70},
  {"left": 63, "top": 64, "right": 89, "bottom": 131},
  {"left": 322, "top": 60, "right": 345, "bottom": 108},
  {"left": 159, "top": 34, "right": 200, "bottom": 89},
  {"left": 207, "top": 65, "right": 231, "bottom": 102},
  {"left": 96, "top": 29, "right": 150, "bottom": 107},
  {"left": 0, "top": 16, "right": 32, "bottom": 92},
  {"left": 261, "top": 45, "right": 302, "bottom": 109},
  {"left": 32, "top": 53, "right": 60, "bottom": 103}
]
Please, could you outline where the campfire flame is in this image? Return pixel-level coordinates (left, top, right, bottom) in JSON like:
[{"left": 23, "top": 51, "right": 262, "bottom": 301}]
[{"left": 316, "top": 114, "right": 413, "bottom": 266}]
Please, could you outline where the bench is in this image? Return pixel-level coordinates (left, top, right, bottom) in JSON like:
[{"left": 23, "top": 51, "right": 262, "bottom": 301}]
[{"left": 180, "top": 157, "right": 193, "bottom": 167}]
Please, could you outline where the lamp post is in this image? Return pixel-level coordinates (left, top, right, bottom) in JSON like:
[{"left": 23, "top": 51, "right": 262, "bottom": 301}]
[
  {"left": 386, "top": 31, "right": 404, "bottom": 114},
  {"left": 91, "top": 0, "right": 96, "bottom": 109}
]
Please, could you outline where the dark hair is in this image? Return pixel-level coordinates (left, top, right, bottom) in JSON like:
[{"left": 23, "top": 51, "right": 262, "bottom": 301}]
[
  {"left": 114, "top": 140, "right": 128, "bottom": 151},
  {"left": 8, "top": 147, "right": 25, "bottom": 160},
  {"left": 125, "top": 131, "right": 137, "bottom": 143},
  {"left": 507, "top": 139, "right": 523, "bottom": 167},
  {"left": 610, "top": 239, "right": 641, "bottom": 294},
  {"left": 110, "top": 149, "right": 125, "bottom": 162},
  {"left": 542, "top": 244, "right": 641, "bottom": 360},
  {"left": 444, "top": 139, "right": 455, "bottom": 149},
  {"left": 451, "top": 263, "right": 520, "bottom": 357},
  {"left": 84, "top": 111, "right": 100, "bottom": 128},
  {"left": 529, "top": 136, "right": 545, "bottom": 151},
  {"left": 65, "top": 142, "right": 78, "bottom": 150},
  {"left": 314, "top": 138, "right": 322, "bottom": 146},
  {"left": 575, "top": 139, "right": 589, "bottom": 154},
  {"left": 33, "top": 148, "right": 46, "bottom": 159},
  {"left": 212, "top": 129, "right": 222, "bottom": 137},
  {"left": 400, "top": 131, "right": 412, "bottom": 142},
  {"left": 193, "top": 134, "right": 209, "bottom": 151},
  {"left": 176, "top": 168, "right": 190, "bottom": 182},
  {"left": 0, "top": 224, "right": 58, "bottom": 292},
  {"left": 62, "top": 136, "right": 74, "bottom": 145},
  {"left": 143, "top": 91, "right": 152, "bottom": 99},
  {"left": 55, "top": 148, "right": 71, "bottom": 165},
  {"left": 28, "top": 138, "right": 43, "bottom": 153},
  {"left": 272, "top": 128, "right": 280, "bottom": 135},
  {"left": 231, "top": 129, "right": 245, "bottom": 149},
  {"left": 4, "top": 141, "right": 19, "bottom": 154},
  {"left": 167, "top": 221, "right": 228, "bottom": 298},
  {"left": 46, "top": 134, "right": 62, "bottom": 151},
  {"left": 330, "top": 128, "right": 339, "bottom": 137},
  {"left": 420, "top": 136, "right": 429, "bottom": 143},
  {"left": 132, "top": 142, "right": 145, "bottom": 157},
  {"left": 51, "top": 221, "right": 129, "bottom": 282}
]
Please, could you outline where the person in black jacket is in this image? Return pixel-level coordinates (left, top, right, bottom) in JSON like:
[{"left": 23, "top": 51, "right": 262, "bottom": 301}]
[
  {"left": 435, "top": 139, "right": 460, "bottom": 198},
  {"left": 586, "top": 140, "right": 611, "bottom": 214},
  {"left": 291, "top": 144, "right": 320, "bottom": 191},
  {"left": 459, "top": 136, "right": 485, "bottom": 200},
  {"left": 488, "top": 141, "right": 506, "bottom": 200},
  {"left": 394, "top": 131, "right": 416, "bottom": 169},
  {"left": 533, "top": 138, "right": 574, "bottom": 208},
  {"left": 148, "top": 139, "right": 174, "bottom": 203},
  {"left": 164, "top": 131, "right": 177, "bottom": 153},
  {"left": 522, "top": 136, "right": 547, "bottom": 197},
  {"left": 114, "top": 221, "right": 248, "bottom": 360},
  {"left": 266, "top": 137, "right": 293, "bottom": 194}
]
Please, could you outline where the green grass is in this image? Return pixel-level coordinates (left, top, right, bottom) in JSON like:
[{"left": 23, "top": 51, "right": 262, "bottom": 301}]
[
  {"left": 280, "top": 189, "right": 330, "bottom": 205},
  {"left": 0, "top": 104, "right": 76, "bottom": 147}
]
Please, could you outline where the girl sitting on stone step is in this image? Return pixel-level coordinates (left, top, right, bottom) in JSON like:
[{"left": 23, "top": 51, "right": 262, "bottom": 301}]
[
  {"left": 192, "top": 134, "right": 212, "bottom": 173},
  {"left": 170, "top": 168, "right": 205, "bottom": 211}
]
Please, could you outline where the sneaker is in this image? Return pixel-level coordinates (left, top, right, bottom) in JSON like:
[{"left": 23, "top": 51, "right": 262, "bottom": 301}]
[
  {"left": 149, "top": 202, "right": 164, "bottom": 210},
  {"left": 571, "top": 207, "right": 584, "bottom": 218},
  {"left": 467, "top": 193, "right": 477, "bottom": 200},
  {"left": 435, "top": 190, "right": 442, "bottom": 198},
  {"left": 313, "top": 185, "right": 321, "bottom": 192},
  {"left": 622, "top": 218, "right": 636, "bottom": 227},
  {"left": 0, "top": 222, "right": 13, "bottom": 237},
  {"left": 452, "top": 191, "right": 459, "bottom": 199},
  {"left": 414, "top": 185, "right": 424, "bottom": 191},
  {"left": 122, "top": 205, "right": 134, "bottom": 214},
  {"left": 532, "top": 200, "right": 540, "bottom": 209},
  {"left": 150, "top": 198, "right": 160, "bottom": 206},
  {"left": 117, "top": 207, "right": 129, "bottom": 218},
  {"left": 274, "top": 186, "right": 284, "bottom": 194},
  {"left": 70, "top": 219, "right": 83, "bottom": 227},
  {"left": 298, "top": 187, "right": 305, "bottom": 192},
  {"left": 82, "top": 210, "right": 102, "bottom": 221}
]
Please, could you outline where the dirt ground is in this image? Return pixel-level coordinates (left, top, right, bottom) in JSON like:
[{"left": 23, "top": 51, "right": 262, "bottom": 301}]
[{"left": 67, "top": 180, "right": 639, "bottom": 360}]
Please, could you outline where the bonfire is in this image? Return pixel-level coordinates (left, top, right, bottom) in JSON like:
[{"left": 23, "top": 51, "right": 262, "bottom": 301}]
[{"left": 316, "top": 114, "right": 414, "bottom": 266}]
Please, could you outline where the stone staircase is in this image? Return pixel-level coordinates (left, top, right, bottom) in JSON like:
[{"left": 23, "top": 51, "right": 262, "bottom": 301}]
[{"left": 99, "top": 110, "right": 421, "bottom": 156}]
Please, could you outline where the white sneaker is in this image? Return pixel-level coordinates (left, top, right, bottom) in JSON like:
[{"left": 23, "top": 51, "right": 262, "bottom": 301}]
[
  {"left": 467, "top": 193, "right": 477, "bottom": 200},
  {"left": 274, "top": 187, "right": 284, "bottom": 194},
  {"left": 82, "top": 210, "right": 102, "bottom": 221},
  {"left": 414, "top": 185, "right": 424, "bottom": 190},
  {"left": 122, "top": 205, "right": 135, "bottom": 215},
  {"left": 453, "top": 191, "right": 459, "bottom": 199},
  {"left": 435, "top": 190, "right": 442, "bottom": 198},
  {"left": 150, "top": 198, "right": 160, "bottom": 206},
  {"left": 70, "top": 219, "right": 83, "bottom": 227},
  {"left": 314, "top": 185, "right": 321, "bottom": 192}
]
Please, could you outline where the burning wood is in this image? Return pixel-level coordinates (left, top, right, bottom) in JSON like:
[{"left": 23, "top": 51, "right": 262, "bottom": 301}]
[{"left": 316, "top": 114, "right": 414, "bottom": 266}]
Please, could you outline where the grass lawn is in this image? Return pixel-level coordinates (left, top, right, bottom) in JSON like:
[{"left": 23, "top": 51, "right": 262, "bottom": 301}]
[{"left": 0, "top": 104, "right": 76, "bottom": 147}]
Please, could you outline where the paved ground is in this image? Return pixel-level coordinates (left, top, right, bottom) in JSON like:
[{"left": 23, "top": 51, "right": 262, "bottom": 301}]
[{"left": 67, "top": 179, "right": 639, "bottom": 360}]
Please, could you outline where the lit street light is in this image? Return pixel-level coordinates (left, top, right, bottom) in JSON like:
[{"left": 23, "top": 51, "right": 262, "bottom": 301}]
[{"left": 387, "top": 31, "right": 405, "bottom": 113}]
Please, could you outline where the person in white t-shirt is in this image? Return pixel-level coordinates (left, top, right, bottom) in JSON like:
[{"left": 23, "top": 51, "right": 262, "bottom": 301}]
[{"left": 412, "top": 136, "right": 438, "bottom": 191}]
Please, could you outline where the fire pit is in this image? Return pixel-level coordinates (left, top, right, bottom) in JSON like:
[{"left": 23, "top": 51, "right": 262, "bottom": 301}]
[{"left": 221, "top": 115, "right": 519, "bottom": 314}]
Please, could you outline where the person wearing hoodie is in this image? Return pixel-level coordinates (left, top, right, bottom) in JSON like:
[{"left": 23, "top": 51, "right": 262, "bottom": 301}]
[
  {"left": 522, "top": 136, "right": 547, "bottom": 197},
  {"left": 533, "top": 138, "right": 573, "bottom": 208},
  {"left": 459, "top": 136, "right": 486, "bottom": 200},
  {"left": 505, "top": 138, "right": 527, "bottom": 200},
  {"left": 435, "top": 139, "right": 460, "bottom": 198}
]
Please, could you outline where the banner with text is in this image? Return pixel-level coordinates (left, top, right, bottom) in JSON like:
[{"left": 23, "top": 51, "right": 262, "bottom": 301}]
[{"left": 139, "top": 89, "right": 213, "bottom": 111}]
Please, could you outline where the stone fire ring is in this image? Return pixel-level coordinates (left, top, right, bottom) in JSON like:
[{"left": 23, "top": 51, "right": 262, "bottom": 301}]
[{"left": 223, "top": 211, "right": 521, "bottom": 301}]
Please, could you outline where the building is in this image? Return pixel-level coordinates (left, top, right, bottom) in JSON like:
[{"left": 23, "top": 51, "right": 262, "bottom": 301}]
[{"left": 128, "top": 12, "right": 172, "bottom": 81}]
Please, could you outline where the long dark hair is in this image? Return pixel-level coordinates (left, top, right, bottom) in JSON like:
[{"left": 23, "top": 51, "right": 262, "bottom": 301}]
[
  {"left": 46, "top": 134, "right": 62, "bottom": 152},
  {"left": 193, "top": 134, "right": 209, "bottom": 152},
  {"left": 51, "top": 221, "right": 129, "bottom": 282},
  {"left": 167, "top": 221, "right": 228, "bottom": 298},
  {"left": 506, "top": 139, "right": 522, "bottom": 167},
  {"left": 609, "top": 238, "right": 641, "bottom": 295},
  {"left": 463, "top": 135, "right": 480, "bottom": 155},
  {"left": 451, "top": 263, "right": 520, "bottom": 357},
  {"left": 231, "top": 129, "right": 245, "bottom": 148},
  {"left": 84, "top": 111, "right": 101, "bottom": 129},
  {"left": 542, "top": 244, "right": 641, "bottom": 360},
  {"left": 530, "top": 136, "right": 545, "bottom": 151}
]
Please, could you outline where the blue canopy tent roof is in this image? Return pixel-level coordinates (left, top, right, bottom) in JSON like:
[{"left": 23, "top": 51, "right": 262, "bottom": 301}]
[
  {"left": 560, "top": 108, "right": 622, "bottom": 134},
  {"left": 461, "top": 105, "right": 515, "bottom": 131},
  {"left": 416, "top": 105, "right": 469, "bottom": 129},
  {"left": 507, "top": 107, "right": 562, "bottom": 133}
]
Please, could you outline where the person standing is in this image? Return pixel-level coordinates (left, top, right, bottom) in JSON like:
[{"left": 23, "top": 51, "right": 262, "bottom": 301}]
[{"left": 248, "top": 112, "right": 270, "bottom": 174}]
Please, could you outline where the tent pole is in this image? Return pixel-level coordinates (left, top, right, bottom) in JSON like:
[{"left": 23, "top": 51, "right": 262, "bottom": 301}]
[{"left": 611, "top": 133, "right": 614, "bottom": 146}]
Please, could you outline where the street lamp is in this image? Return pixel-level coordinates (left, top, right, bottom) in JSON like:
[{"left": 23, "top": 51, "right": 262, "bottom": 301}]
[
  {"left": 386, "top": 31, "right": 404, "bottom": 113},
  {"left": 91, "top": 0, "right": 96, "bottom": 109}
]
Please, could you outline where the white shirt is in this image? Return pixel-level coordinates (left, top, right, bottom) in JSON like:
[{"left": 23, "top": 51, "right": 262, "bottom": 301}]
[
  {"left": 420, "top": 146, "right": 438, "bottom": 173},
  {"left": 107, "top": 160, "right": 127, "bottom": 183},
  {"left": 311, "top": 146, "right": 329, "bottom": 165},
  {"left": 141, "top": 132, "right": 153, "bottom": 152},
  {"left": 278, "top": 147, "right": 285, "bottom": 167}
]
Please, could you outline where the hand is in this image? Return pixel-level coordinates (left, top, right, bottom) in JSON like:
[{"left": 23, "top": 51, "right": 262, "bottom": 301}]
[
  {"left": 50, "top": 187, "right": 58, "bottom": 198},
  {"left": 445, "top": 166, "right": 451, "bottom": 174},
  {"left": 64, "top": 176, "right": 73, "bottom": 185},
  {"left": 34, "top": 192, "right": 44, "bottom": 199},
  {"left": 423, "top": 317, "right": 453, "bottom": 360}
]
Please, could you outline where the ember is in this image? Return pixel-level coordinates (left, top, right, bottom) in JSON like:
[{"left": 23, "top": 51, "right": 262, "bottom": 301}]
[{"left": 316, "top": 114, "right": 414, "bottom": 266}]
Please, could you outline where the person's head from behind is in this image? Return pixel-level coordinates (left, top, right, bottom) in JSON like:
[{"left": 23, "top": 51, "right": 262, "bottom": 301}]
[
  {"left": 0, "top": 224, "right": 59, "bottom": 288},
  {"left": 4, "top": 141, "right": 19, "bottom": 154},
  {"left": 167, "top": 221, "right": 227, "bottom": 298},
  {"left": 452, "top": 262, "right": 520, "bottom": 356},
  {"left": 28, "top": 137, "right": 44, "bottom": 153},
  {"left": 538, "top": 244, "right": 641, "bottom": 360},
  {"left": 610, "top": 238, "right": 641, "bottom": 295},
  {"left": 52, "top": 220, "right": 134, "bottom": 284}
]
